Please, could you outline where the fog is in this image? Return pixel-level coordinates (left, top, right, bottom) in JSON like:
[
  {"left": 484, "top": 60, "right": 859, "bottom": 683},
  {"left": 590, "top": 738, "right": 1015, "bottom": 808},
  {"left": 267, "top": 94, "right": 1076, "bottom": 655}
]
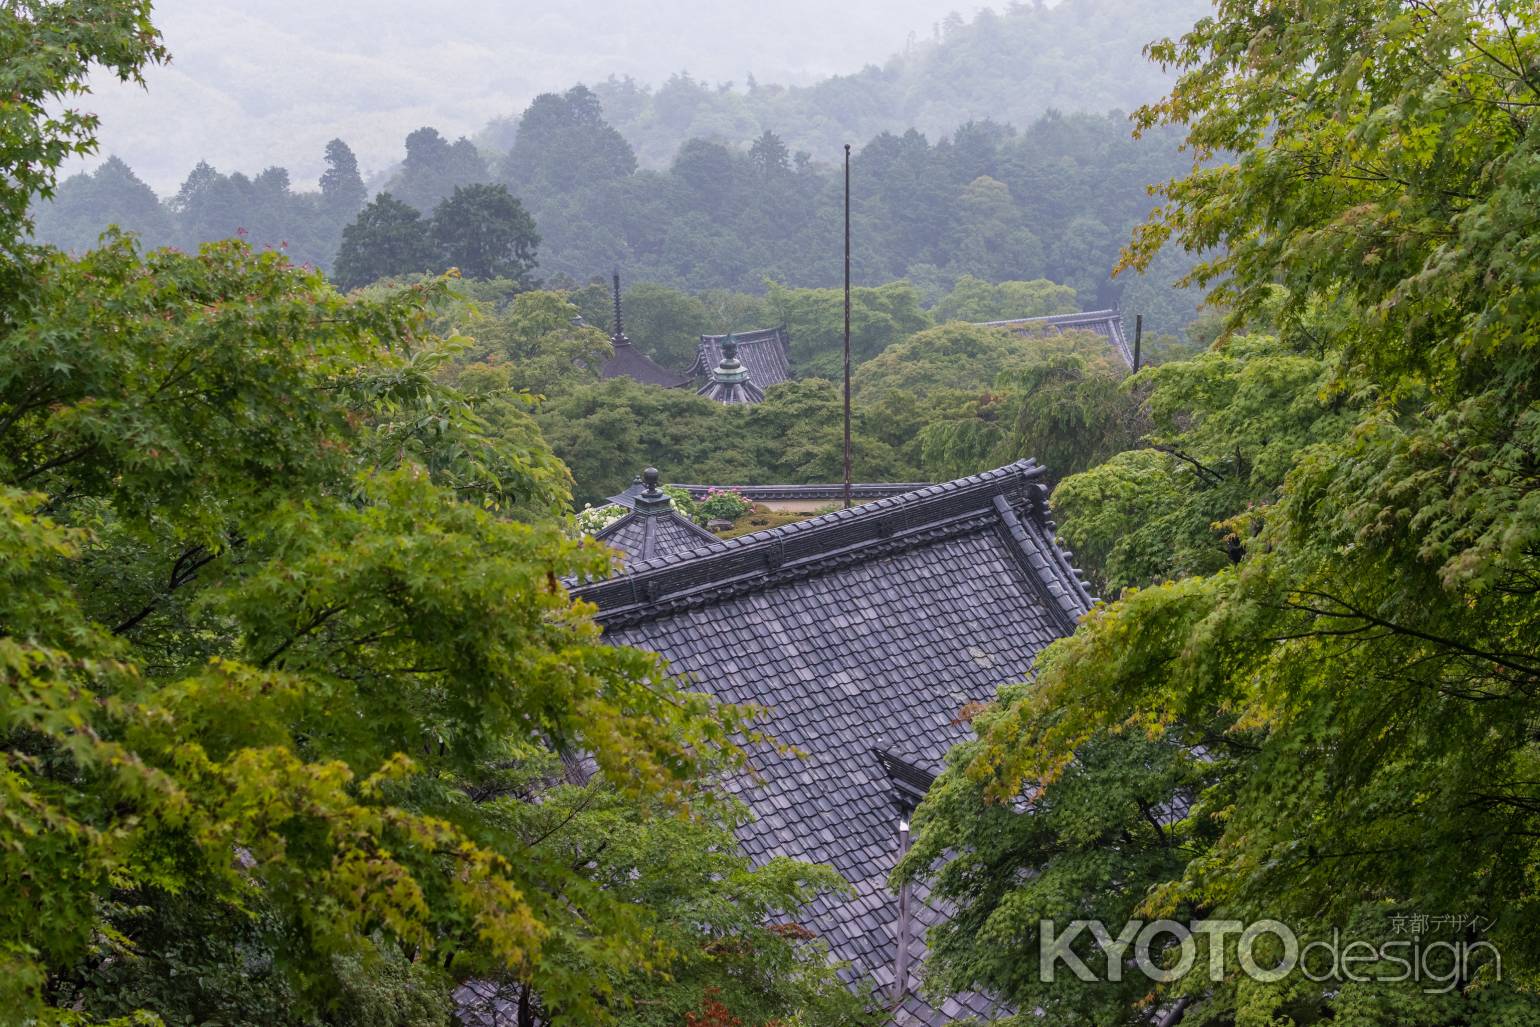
[{"left": 79, "top": 0, "right": 992, "bottom": 193}]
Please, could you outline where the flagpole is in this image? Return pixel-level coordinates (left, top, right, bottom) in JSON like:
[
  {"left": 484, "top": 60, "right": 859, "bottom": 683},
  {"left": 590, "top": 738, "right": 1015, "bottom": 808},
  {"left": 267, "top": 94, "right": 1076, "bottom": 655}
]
[{"left": 843, "top": 143, "right": 852, "bottom": 510}]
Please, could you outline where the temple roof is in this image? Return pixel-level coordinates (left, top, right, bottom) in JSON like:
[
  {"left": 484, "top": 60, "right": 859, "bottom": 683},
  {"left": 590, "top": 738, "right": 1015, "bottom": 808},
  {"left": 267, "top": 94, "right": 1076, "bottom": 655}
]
[
  {"left": 690, "top": 326, "right": 792, "bottom": 390},
  {"left": 593, "top": 468, "right": 723, "bottom": 563},
  {"left": 696, "top": 376, "right": 765, "bottom": 405},
  {"left": 573, "top": 460, "right": 1093, "bottom": 1024},
  {"left": 607, "top": 481, "right": 934, "bottom": 510},
  {"left": 696, "top": 332, "right": 766, "bottom": 405},
  {"left": 597, "top": 341, "right": 692, "bottom": 388},
  {"left": 596, "top": 270, "right": 692, "bottom": 388},
  {"left": 979, "top": 308, "right": 1134, "bottom": 367}
]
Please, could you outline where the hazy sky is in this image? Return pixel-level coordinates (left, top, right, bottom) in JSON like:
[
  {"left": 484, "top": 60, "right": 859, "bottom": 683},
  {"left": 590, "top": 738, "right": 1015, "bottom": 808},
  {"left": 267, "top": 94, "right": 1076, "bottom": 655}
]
[{"left": 79, "top": 1, "right": 991, "bottom": 194}]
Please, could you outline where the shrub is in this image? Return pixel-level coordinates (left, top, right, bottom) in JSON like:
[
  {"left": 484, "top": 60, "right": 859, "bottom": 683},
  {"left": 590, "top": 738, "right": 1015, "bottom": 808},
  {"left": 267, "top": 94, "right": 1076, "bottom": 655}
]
[
  {"left": 576, "top": 503, "right": 627, "bottom": 533},
  {"left": 698, "top": 488, "right": 751, "bottom": 522}
]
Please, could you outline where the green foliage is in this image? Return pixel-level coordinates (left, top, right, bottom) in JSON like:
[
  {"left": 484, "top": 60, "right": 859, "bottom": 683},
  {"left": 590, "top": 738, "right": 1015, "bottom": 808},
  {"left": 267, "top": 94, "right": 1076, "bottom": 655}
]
[
  {"left": 25, "top": 3, "right": 1215, "bottom": 334},
  {"left": 429, "top": 183, "right": 540, "bottom": 283},
  {"left": 462, "top": 782, "right": 880, "bottom": 1027},
  {"left": 0, "top": 195, "right": 850, "bottom": 1026},
  {"left": 1050, "top": 334, "right": 1352, "bottom": 593},
  {"left": 931, "top": 275, "right": 1079, "bottom": 324},
  {"left": 948, "top": 176, "right": 1045, "bottom": 282},
  {"left": 615, "top": 281, "right": 711, "bottom": 370},
  {"left": 383, "top": 126, "right": 490, "bottom": 217},
  {"left": 537, "top": 377, "right": 910, "bottom": 506},
  {"left": 0, "top": 0, "right": 166, "bottom": 256},
  {"left": 30, "top": 155, "right": 174, "bottom": 253},
  {"left": 332, "top": 192, "right": 438, "bottom": 290},
  {"left": 765, "top": 280, "right": 930, "bottom": 376},
  {"left": 318, "top": 138, "right": 367, "bottom": 223},
  {"left": 854, "top": 323, "right": 1108, "bottom": 405},
  {"left": 918, "top": 1, "right": 1540, "bottom": 1022},
  {"left": 452, "top": 288, "right": 609, "bottom": 396},
  {"left": 899, "top": 729, "right": 1217, "bottom": 1026},
  {"left": 500, "top": 85, "right": 637, "bottom": 194}
]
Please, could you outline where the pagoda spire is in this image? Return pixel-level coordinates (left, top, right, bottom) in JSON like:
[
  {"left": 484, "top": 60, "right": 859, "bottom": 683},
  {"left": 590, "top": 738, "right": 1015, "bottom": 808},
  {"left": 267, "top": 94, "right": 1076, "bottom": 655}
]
[{"left": 611, "top": 269, "right": 627, "bottom": 345}]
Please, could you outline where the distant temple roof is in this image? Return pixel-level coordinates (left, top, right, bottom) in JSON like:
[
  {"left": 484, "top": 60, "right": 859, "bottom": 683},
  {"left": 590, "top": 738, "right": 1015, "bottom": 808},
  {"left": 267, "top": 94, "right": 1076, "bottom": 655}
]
[
  {"left": 695, "top": 333, "right": 766, "bottom": 405},
  {"left": 597, "top": 271, "right": 691, "bottom": 388},
  {"left": 607, "top": 480, "right": 933, "bottom": 510},
  {"left": 978, "top": 308, "right": 1134, "bottom": 367},
  {"left": 593, "top": 468, "right": 722, "bottom": 563},
  {"left": 574, "top": 461, "right": 1093, "bottom": 1024},
  {"left": 690, "top": 326, "right": 792, "bottom": 391}
]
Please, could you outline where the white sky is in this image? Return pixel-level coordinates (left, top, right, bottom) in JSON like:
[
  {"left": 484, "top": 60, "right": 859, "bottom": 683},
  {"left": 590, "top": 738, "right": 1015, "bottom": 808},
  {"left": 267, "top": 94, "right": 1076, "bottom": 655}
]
[{"left": 76, "top": 0, "right": 990, "bottom": 194}]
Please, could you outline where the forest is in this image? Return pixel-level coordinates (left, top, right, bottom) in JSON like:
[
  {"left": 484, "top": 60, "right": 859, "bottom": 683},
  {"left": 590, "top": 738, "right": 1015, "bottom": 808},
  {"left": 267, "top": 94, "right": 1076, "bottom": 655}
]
[
  {"left": 31, "top": 1, "right": 1206, "bottom": 338},
  {"left": 6, "top": 0, "right": 1540, "bottom": 1026}
]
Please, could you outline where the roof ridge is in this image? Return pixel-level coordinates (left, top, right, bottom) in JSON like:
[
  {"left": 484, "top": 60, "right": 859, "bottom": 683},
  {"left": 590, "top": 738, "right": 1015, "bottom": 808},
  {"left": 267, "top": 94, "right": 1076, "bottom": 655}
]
[
  {"left": 627, "top": 459, "right": 1042, "bottom": 572},
  {"left": 978, "top": 308, "right": 1123, "bottom": 326},
  {"left": 699, "top": 324, "right": 788, "bottom": 341},
  {"left": 572, "top": 460, "right": 1100, "bottom": 626},
  {"left": 667, "top": 481, "right": 933, "bottom": 492}
]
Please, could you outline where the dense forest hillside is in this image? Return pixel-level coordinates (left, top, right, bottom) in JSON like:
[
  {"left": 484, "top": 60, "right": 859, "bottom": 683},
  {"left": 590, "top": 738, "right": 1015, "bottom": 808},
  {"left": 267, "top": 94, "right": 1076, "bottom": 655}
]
[
  {"left": 527, "top": 0, "right": 1213, "bottom": 168},
  {"left": 31, "top": 0, "right": 1207, "bottom": 335}
]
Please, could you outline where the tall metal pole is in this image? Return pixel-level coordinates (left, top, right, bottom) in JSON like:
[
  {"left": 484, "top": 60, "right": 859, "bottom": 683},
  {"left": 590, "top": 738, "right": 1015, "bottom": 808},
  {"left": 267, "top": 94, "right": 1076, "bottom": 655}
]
[
  {"left": 843, "top": 144, "right": 853, "bottom": 510},
  {"left": 1133, "top": 313, "right": 1143, "bottom": 372}
]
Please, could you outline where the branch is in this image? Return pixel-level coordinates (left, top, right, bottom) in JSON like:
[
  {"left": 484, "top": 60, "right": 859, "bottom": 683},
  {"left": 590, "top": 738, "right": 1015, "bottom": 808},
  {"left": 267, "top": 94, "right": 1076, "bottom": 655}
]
[
  {"left": 259, "top": 604, "right": 347, "bottom": 669},
  {"left": 1285, "top": 589, "right": 1540, "bottom": 679},
  {"left": 12, "top": 443, "right": 95, "bottom": 485},
  {"left": 1152, "top": 444, "right": 1226, "bottom": 485},
  {"left": 112, "top": 544, "right": 218, "bottom": 635}
]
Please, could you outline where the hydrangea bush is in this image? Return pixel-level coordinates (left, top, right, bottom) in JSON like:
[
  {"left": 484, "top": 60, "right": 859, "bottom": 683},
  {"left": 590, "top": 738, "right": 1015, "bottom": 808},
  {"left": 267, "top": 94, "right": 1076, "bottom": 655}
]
[
  {"left": 576, "top": 502, "right": 627, "bottom": 533},
  {"left": 698, "top": 487, "right": 752, "bottom": 522}
]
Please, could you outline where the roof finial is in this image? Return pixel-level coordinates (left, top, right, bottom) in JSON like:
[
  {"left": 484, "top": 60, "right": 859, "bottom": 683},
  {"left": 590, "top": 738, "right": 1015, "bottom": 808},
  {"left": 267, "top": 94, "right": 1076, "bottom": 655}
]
[
  {"left": 635, "top": 465, "right": 671, "bottom": 516},
  {"left": 710, "top": 332, "right": 750, "bottom": 384},
  {"left": 611, "top": 269, "right": 626, "bottom": 345}
]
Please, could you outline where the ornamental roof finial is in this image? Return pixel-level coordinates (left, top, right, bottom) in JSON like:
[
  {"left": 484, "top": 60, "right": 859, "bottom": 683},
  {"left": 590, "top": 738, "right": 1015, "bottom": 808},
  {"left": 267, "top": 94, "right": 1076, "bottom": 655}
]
[{"left": 635, "top": 465, "right": 671, "bottom": 516}]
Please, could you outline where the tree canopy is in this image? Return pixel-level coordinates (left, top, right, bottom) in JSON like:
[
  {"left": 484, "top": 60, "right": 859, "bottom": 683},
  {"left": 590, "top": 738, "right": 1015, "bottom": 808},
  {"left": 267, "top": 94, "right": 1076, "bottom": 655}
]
[
  {"left": 902, "top": 2, "right": 1540, "bottom": 1023},
  {"left": 1, "top": 9, "right": 872, "bottom": 1024}
]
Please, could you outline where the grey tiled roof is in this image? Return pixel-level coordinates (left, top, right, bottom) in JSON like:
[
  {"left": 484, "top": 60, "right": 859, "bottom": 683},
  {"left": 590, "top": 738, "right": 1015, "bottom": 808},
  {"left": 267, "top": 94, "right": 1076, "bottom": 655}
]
[
  {"left": 598, "top": 339, "right": 692, "bottom": 388},
  {"left": 696, "top": 374, "right": 765, "bottom": 405},
  {"left": 978, "top": 308, "right": 1133, "bottom": 367},
  {"left": 574, "top": 461, "right": 1093, "bottom": 1024},
  {"left": 593, "top": 507, "right": 724, "bottom": 563},
  {"left": 690, "top": 326, "right": 792, "bottom": 388}
]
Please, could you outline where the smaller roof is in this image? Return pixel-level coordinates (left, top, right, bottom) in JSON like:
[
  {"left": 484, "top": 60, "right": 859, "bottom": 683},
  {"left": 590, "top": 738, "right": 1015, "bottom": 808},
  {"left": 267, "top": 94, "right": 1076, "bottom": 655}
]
[
  {"left": 599, "top": 341, "right": 692, "bottom": 388},
  {"left": 593, "top": 467, "right": 723, "bottom": 563},
  {"left": 978, "top": 308, "right": 1133, "bottom": 367},
  {"left": 691, "top": 325, "right": 792, "bottom": 389}
]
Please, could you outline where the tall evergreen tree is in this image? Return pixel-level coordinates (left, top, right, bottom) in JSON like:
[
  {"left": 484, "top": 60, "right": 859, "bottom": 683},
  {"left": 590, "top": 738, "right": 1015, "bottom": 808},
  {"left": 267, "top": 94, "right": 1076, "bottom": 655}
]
[
  {"left": 501, "top": 85, "right": 638, "bottom": 194},
  {"left": 332, "top": 191, "right": 436, "bottom": 289},
  {"left": 428, "top": 183, "right": 540, "bottom": 283},
  {"left": 386, "top": 126, "right": 489, "bottom": 214},
  {"left": 318, "top": 137, "right": 367, "bottom": 219}
]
